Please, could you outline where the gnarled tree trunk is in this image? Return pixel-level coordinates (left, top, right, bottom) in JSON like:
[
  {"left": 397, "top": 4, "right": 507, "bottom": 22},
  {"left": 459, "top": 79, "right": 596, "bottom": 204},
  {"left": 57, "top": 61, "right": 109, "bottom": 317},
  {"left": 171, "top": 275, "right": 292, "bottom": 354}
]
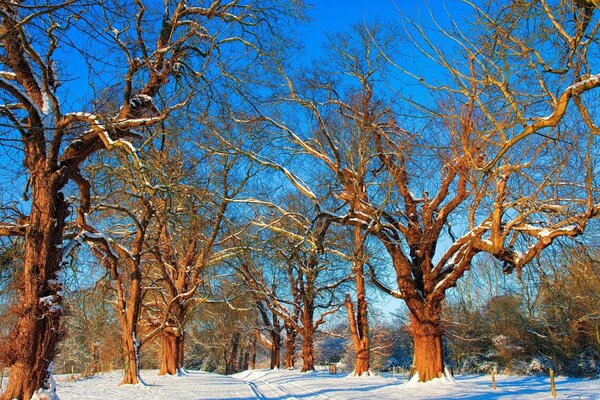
[
  {"left": 117, "top": 266, "right": 144, "bottom": 385},
  {"left": 159, "top": 327, "right": 183, "bottom": 375},
  {"left": 408, "top": 304, "right": 444, "bottom": 382},
  {"left": 300, "top": 328, "right": 315, "bottom": 372},
  {"left": 2, "top": 174, "right": 68, "bottom": 400},
  {"left": 120, "top": 329, "right": 141, "bottom": 385},
  {"left": 284, "top": 324, "right": 297, "bottom": 369},
  {"left": 270, "top": 336, "right": 281, "bottom": 369}
]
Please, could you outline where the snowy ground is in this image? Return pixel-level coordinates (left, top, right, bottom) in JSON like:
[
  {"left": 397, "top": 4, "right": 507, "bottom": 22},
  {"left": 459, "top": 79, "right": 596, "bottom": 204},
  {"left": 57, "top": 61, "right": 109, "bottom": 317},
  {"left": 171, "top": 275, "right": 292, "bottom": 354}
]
[{"left": 4, "top": 368, "right": 600, "bottom": 399}]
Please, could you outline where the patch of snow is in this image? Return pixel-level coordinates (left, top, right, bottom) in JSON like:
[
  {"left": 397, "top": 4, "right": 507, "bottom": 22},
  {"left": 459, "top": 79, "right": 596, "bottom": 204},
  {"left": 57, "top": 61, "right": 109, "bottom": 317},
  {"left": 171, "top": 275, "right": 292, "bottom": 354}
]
[
  {"left": 129, "top": 94, "right": 154, "bottom": 108},
  {"left": 406, "top": 371, "right": 456, "bottom": 386},
  {"left": 31, "top": 362, "right": 59, "bottom": 400},
  {"left": 49, "top": 368, "right": 600, "bottom": 400},
  {"left": 40, "top": 295, "right": 55, "bottom": 306}
]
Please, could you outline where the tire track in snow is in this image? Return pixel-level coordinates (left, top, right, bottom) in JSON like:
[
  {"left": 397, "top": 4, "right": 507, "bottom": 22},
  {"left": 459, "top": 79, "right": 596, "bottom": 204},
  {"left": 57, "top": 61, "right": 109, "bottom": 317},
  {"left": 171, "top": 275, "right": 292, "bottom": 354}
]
[
  {"left": 284, "top": 380, "right": 336, "bottom": 400},
  {"left": 245, "top": 380, "right": 268, "bottom": 400},
  {"left": 239, "top": 375, "right": 302, "bottom": 400}
]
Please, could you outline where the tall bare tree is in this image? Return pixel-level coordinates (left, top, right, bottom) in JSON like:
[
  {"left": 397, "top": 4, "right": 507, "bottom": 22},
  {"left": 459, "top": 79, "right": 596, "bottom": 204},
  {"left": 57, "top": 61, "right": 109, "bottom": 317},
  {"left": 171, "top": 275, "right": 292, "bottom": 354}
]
[
  {"left": 345, "top": 226, "right": 370, "bottom": 376},
  {"left": 0, "top": 0, "right": 302, "bottom": 397},
  {"left": 243, "top": 20, "right": 600, "bottom": 381},
  {"left": 147, "top": 146, "right": 246, "bottom": 376},
  {"left": 237, "top": 202, "right": 349, "bottom": 372}
]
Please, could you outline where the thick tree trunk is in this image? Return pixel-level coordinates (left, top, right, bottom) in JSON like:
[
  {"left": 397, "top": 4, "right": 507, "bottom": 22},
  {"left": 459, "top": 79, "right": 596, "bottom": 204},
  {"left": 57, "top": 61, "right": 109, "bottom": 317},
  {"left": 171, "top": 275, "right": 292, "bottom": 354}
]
[
  {"left": 2, "top": 175, "right": 67, "bottom": 400},
  {"left": 270, "top": 330, "right": 281, "bottom": 369},
  {"left": 116, "top": 259, "right": 143, "bottom": 385},
  {"left": 159, "top": 327, "right": 183, "bottom": 376},
  {"left": 225, "top": 331, "right": 240, "bottom": 374},
  {"left": 409, "top": 308, "right": 444, "bottom": 382},
  {"left": 346, "top": 226, "right": 370, "bottom": 376},
  {"left": 120, "top": 329, "right": 141, "bottom": 385},
  {"left": 300, "top": 329, "right": 315, "bottom": 372},
  {"left": 284, "top": 324, "right": 297, "bottom": 369}
]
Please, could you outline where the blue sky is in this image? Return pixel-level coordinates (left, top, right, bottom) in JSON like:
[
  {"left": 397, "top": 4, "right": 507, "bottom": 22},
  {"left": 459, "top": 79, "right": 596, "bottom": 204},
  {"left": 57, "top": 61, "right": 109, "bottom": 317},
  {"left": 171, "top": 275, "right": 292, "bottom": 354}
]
[{"left": 302, "top": 0, "right": 472, "bottom": 48}]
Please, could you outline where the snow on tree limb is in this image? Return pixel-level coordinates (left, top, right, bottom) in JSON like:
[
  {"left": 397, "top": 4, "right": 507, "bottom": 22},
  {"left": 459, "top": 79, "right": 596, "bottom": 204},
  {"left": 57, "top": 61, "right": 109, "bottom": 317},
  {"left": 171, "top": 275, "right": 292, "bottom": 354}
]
[{"left": 481, "top": 73, "right": 600, "bottom": 172}]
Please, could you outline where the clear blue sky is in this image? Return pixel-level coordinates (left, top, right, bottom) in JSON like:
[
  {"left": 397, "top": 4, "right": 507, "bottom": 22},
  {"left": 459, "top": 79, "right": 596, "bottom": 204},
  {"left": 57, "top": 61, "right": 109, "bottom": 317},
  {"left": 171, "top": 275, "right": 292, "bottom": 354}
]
[{"left": 302, "top": 0, "right": 472, "bottom": 50}]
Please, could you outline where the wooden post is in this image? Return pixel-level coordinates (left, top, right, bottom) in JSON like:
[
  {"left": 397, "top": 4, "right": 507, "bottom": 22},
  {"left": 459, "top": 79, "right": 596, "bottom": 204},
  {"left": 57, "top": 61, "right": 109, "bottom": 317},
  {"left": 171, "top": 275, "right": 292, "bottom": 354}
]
[
  {"left": 550, "top": 369, "right": 557, "bottom": 398},
  {"left": 71, "top": 365, "right": 74, "bottom": 379},
  {"left": 401, "top": 367, "right": 405, "bottom": 383},
  {"left": 491, "top": 368, "right": 497, "bottom": 390}
]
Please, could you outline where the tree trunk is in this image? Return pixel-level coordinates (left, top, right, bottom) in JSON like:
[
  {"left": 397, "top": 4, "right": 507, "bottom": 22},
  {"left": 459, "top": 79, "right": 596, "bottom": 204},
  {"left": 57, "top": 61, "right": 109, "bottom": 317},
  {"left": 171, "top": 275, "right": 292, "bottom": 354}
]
[
  {"left": 300, "top": 329, "right": 315, "bottom": 372},
  {"left": 284, "top": 324, "right": 296, "bottom": 369},
  {"left": 346, "top": 226, "right": 370, "bottom": 376},
  {"left": 2, "top": 176, "right": 68, "bottom": 400},
  {"left": 116, "top": 258, "right": 143, "bottom": 385},
  {"left": 270, "top": 330, "right": 281, "bottom": 369},
  {"left": 159, "top": 327, "right": 182, "bottom": 376},
  {"left": 346, "top": 294, "right": 370, "bottom": 376},
  {"left": 120, "top": 329, "right": 141, "bottom": 385},
  {"left": 226, "top": 331, "right": 240, "bottom": 374},
  {"left": 178, "top": 330, "right": 185, "bottom": 373},
  {"left": 409, "top": 308, "right": 444, "bottom": 382},
  {"left": 250, "top": 335, "right": 257, "bottom": 370}
]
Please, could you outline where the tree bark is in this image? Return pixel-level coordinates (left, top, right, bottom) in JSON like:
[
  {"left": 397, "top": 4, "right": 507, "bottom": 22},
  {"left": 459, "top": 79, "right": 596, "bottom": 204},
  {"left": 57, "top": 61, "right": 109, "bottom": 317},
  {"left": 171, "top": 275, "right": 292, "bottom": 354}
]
[
  {"left": 284, "top": 323, "right": 297, "bottom": 369},
  {"left": 120, "top": 328, "right": 141, "bottom": 385},
  {"left": 250, "top": 335, "right": 257, "bottom": 370},
  {"left": 116, "top": 266, "right": 144, "bottom": 385},
  {"left": 159, "top": 327, "right": 183, "bottom": 376},
  {"left": 2, "top": 175, "right": 68, "bottom": 400},
  {"left": 346, "top": 294, "right": 370, "bottom": 376},
  {"left": 346, "top": 226, "right": 370, "bottom": 376},
  {"left": 300, "top": 329, "right": 315, "bottom": 372},
  {"left": 225, "top": 331, "right": 240, "bottom": 374},
  {"left": 409, "top": 307, "right": 444, "bottom": 382},
  {"left": 270, "top": 330, "right": 281, "bottom": 369}
]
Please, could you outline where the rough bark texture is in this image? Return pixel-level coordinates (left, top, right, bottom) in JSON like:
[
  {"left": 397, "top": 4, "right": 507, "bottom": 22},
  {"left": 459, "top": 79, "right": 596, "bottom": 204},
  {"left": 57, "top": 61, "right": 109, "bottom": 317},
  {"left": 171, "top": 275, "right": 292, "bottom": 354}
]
[
  {"left": 346, "top": 227, "right": 370, "bottom": 376},
  {"left": 225, "top": 331, "right": 240, "bottom": 375},
  {"left": 346, "top": 294, "right": 370, "bottom": 376},
  {"left": 270, "top": 336, "right": 281, "bottom": 369},
  {"left": 250, "top": 335, "right": 257, "bottom": 370},
  {"left": 300, "top": 329, "right": 315, "bottom": 372},
  {"left": 120, "top": 330, "right": 141, "bottom": 385},
  {"left": 159, "top": 328, "right": 183, "bottom": 375},
  {"left": 284, "top": 324, "right": 297, "bottom": 369},
  {"left": 409, "top": 309, "right": 444, "bottom": 382},
  {"left": 2, "top": 175, "right": 68, "bottom": 400}
]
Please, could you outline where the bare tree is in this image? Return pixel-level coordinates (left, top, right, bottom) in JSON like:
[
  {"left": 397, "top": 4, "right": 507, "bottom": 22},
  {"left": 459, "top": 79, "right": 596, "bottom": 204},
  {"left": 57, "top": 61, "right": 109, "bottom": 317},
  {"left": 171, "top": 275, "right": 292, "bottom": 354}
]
[
  {"left": 0, "top": 0, "right": 302, "bottom": 396},
  {"left": 255, "top": 299, "right": 283, "bottom": 369},
  {"left": 392, "top": 1, "right": 600, "bottom": 170},
  {"left": 147, "top": 146, "right": 246, "bottom": 376},
  {"left": 241, "top": 20, "right": 600, "bottom": 381},
  {"left": 345, "top": 226, "right": 370, "bottom": 376},
  {"left": 237, "top": 202, "right": 349, "bottom": 372}
]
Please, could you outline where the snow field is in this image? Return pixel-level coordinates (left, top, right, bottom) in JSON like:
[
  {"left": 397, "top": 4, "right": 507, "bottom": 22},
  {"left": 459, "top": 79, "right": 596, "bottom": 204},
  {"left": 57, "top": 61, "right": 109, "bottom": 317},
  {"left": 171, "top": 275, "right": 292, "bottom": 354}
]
[{"left": 33, "top": 368, "right": 600, "bottom": 399}]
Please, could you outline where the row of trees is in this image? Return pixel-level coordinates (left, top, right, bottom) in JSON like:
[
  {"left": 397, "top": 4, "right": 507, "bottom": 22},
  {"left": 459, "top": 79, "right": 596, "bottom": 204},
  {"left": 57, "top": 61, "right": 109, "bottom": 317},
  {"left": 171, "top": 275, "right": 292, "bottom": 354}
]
[
  {"left": 48, "top": 241, "right": 600, "bottom": 377},
  {"left": 1, "top": 0, "right": 599, "bottom": 399}
]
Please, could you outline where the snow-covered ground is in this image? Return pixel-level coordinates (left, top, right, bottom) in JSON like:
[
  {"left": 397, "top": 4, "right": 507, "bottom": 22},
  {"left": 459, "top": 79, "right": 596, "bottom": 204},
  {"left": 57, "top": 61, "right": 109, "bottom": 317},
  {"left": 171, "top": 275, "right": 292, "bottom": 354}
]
[{"left": 6, "top": 368, "right": 599, "bottom": 399}]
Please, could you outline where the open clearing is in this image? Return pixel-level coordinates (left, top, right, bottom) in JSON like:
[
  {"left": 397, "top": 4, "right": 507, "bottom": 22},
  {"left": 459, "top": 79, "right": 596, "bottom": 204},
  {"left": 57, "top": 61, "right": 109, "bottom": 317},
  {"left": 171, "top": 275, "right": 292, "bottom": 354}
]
[{"left": 46, "top": 368, "right": 600, "bottom": 399}]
